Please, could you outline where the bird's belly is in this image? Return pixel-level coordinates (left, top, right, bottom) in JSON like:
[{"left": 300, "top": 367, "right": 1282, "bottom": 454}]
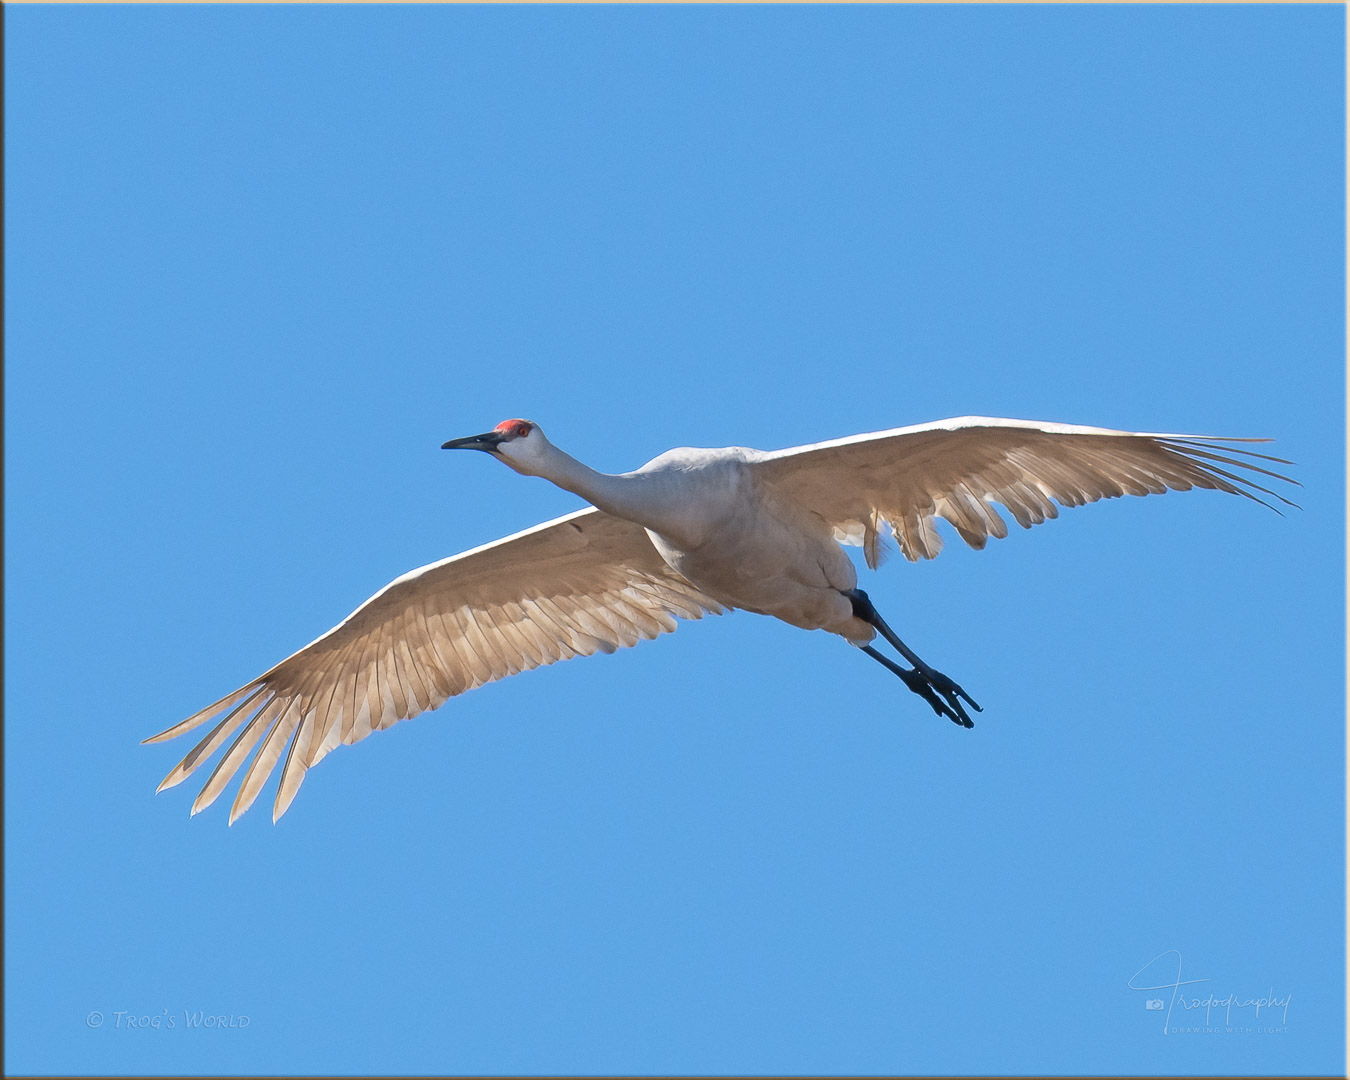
[{"left": 645, "top": 518, "right": 860, "bottom": 637}]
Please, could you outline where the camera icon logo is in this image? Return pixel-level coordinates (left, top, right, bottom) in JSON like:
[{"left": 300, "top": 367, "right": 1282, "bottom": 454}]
[{"left": 1145, "top": 999, "right": 1165, "bottom": 1011}]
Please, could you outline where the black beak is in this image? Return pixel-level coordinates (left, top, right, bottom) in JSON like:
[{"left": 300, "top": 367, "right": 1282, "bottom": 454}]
[{"left": 441, "top": 431, "right": 507, "bottom": 453}]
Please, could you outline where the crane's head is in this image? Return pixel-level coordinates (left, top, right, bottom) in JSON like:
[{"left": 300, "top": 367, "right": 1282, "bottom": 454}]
[{"left": 441, "top": 418, "right": 549, "bottom": 475}]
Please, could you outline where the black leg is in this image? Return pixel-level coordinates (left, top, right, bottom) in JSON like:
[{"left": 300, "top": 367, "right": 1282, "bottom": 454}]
[
  {"left": 860, "top": 645, "right": 972, "bottom": 728},
  {"left": 847, "top": 588, "right": 982, "bottom": 725}
]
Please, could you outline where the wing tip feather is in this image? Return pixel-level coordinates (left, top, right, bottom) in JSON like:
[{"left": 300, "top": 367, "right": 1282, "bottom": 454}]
[
  {"left": 156, "top": 770, "right": 186, "bottom": 794},
  {"left": 142, "top": 681, "right": 263, "bottom": 744}
]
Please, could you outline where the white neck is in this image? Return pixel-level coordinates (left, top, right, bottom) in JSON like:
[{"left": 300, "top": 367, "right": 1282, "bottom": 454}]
[
  {"left": 533, "top": 444, "right": 644, "bottom": 519},
  {"left": 525, "top": 440, "right": 706, "bottom": 544}
]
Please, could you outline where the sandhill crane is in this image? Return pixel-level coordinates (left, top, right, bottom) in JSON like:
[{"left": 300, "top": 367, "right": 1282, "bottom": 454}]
[{"left": 146, "top": 416, "right": 1297, "bottom": 824}]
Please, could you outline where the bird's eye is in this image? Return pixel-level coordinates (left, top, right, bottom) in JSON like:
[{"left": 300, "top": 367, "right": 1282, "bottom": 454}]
[{"left": 517, "top": 424, "right": 532, "bottom": 438}]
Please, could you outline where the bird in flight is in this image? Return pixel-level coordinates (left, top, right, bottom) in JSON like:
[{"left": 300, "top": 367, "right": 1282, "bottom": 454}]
[{"left": 146, "top": 415, "right": 1297, "bottom": 824}]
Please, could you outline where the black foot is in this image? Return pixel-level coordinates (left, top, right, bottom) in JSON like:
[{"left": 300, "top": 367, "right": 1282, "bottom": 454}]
[
  {"left": 849, "top": 589, "right": 982, "bottom": 727},
  {"left": 861, "top": 646, "right": 973, "bottom": 728},
  {"left": 917, "top": 665, "right": 982, "bottom": 721}
]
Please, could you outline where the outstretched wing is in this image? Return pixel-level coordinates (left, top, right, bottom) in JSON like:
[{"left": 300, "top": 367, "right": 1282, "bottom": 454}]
[
  {"left": 146, "top": 507, "right": 723, "bottom": 823},
  {"left": 752, "top": 416, "right": 1298, "bottom": 565}
]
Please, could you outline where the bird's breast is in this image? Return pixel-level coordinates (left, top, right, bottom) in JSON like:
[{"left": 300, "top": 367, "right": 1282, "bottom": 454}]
[{"left": 643, "top": 490, "right": 858, "bottom": 631}]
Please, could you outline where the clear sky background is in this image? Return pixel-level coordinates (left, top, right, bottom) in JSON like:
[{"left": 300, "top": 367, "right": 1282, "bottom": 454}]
[{"left": 5, "top": 5, "right": 1344, "bottom": 1076}]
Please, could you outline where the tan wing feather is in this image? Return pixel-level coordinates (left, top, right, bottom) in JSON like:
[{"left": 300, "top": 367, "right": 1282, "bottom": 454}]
[
  {"left": 146, "top": 507, "right": 724, "bottom": 823},
  {"left": 753, "top": 416, "right": 1298, "bottom": 565}
]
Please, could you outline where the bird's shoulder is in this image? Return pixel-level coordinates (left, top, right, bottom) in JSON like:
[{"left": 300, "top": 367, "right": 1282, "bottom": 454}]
[{"left": 634, "top": 444, "right": 766, "bottom": 475}]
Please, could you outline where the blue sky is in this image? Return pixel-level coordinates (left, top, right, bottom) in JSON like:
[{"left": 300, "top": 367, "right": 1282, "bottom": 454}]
[{"left": 4, "top": 4, "right": 1343, "bottom": 1075}]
